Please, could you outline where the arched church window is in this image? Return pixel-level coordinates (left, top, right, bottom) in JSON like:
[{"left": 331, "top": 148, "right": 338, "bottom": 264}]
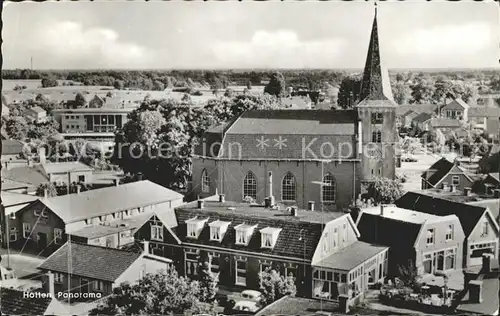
[
  {"left": 282, "top": 172, "right": 296, "bottom": 202},
  {"left": 201, "top": 169, "right": 210, "bottom": 193},
  {"left": 243, "top": 171, "right": 257, "bottom": 200},
  {"left": 322, "top": 173, "right": 336, "bottom": 202}
]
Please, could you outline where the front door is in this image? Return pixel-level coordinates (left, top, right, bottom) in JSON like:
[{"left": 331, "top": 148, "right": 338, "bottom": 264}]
[
  {"left": 367, "top": 268, "right": 376, "bottom": 285},
  {"left": 37, "top": 233, "right": 47, "bottom": 250},
  {"left": 436, "top": 251, "right": 445, "bottom": 271}
]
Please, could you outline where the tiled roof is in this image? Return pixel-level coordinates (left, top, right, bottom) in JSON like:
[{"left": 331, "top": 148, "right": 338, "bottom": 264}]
[
  {"left": 314, "top": 241, "right": 388, "bottom": 270},
  {"left": 40, "top": 162, "right": 93, "bottom": 175},
  {"left": 395, "top": 191, "right": 487, "bottom": 237},
  {"left": 2, "top": 166, "right": 49, "bottom": 186},
  {"left": 356, "top": 211, "right": 422, "bottom": 249},
  {"left": 174, "top": 200, "right": 346, "bottom": 259},
  {"left": 69, "top": 213, "right": 153, "bottom": 239},
  {"left": 38, "top": 242, "right": 142, "bottom": 282},
  {"left": 2, "top": 191, "right": 38, "bottom": 209},
  {"left": 429, "top": 118, "right": 462, "bottom": 128},
  {"left": 421, "top": 157, "right": 454, "bottom": 186},
  {"left": 467, "top": 199, "right": 500, "bottom": 224},
  {"left": 1, "top": 178, "right": 31, "bottom": 191},
  {"left": 412, "top": 112, "right": 433, "bottom": 123},
  {"left": 357, "top": 10, "right": 395, "bottom": 106},
  {"left": 28, "top": 106, "right": 46, "bottom": 113},
  {"left": 468, "top": 107, "right": 500, "bottom": 118},
  {"left": 39, "top": 180, "right": 183, "bottom": 224},
  {"left": 396, "top": 104, "right": 438, "bottom": 116},
  {"left": 443, "top": 98, "right": 469, "bottom": 110},
  {"left": 0, "top": 288, "right": 52, "bottom": 315},
  {"left": 1, "top": 139, "right": 25, "bottom": 155}
]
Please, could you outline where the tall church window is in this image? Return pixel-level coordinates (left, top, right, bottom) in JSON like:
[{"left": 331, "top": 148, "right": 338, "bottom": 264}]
[
  {"left": 282, "top": 172, "right": 296, "bottom": 202},
  {"left": 243, "top": 172, "right": 257, "bottom": 200},
  {"left": 201, "top": 169, "right": 210, "bottom": 193},
  {"left": 372, "top": 131, "right": 382, "bottom": 143},
  {"left": 321, "top": 173, "right": 336, "bottom": 202}
]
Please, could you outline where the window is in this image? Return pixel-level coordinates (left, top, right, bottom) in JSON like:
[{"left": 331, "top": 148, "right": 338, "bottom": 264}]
[
  {"left": 236, "top": 230, "right": 248, "bottom": 245},
  {"left": 201, "top": 169, "right": 210, "bottom": 193},
  {"left": 322, "top": 173, "right": 335, "bottom": 202},
  {"left": 371, "top": 113, "right": 383, "bottom": 124},
  {"left": 426, "top": 229, "right": 434, "bottom": 245},
  {"left": 260, "top": 260, "right": 272, "bottom": 273},
  {"left": 452, "top": 176, "right": 460, "bottom": 186},
  {"left": 343, "top": 223, "right": 348, "bottom": 243},
  {"left": 282, "top": 172, "right": 296, "bottom": 201},
  {"left": 54, "top": 229, "right": 63, "bottom": 245},
  {"left": 423, "top": 253, "right": 433, "bottom": 274},
  {"left": 9, "top": 227, "right": 17, "bottom": 242},
  {"left": 94, "top": 280, "right": 104, "bottom": 291},
  {"left": 235, "top": 258, "right": 247, "bottom": 286},
  {"left": 151, "top": 225, "right": 163, "bottom": 241},
  {"left": 209, "top": 252, "right": 220, "bottom": 274},
  {"left": 372, "top": 131, "right": 382, "bottom": 143},
  {"left": 210, "top": 227, "right": 221, "bottom": 241},
  {"left": 243, "top": 172, "right": 257, "bottom": 200},
  {"left": 54, "top": 273, "right": 64, "bottom": 283},
  {"left": 482, "top": 221, "right": 489, "bottom": 236},
  {"left": 23, "top": 223, "right": 31, "bottom": 239},
  {"left": 446, "top": 225, "right": 453, "bottom": 241},
  {"left": 78, "top": 175, "right": 85, "bottom": 182},
  {"left": 445, "top": 249, "right": 456, "bottom": 270},
  {"left": 262, "top": 233, "right": 273, "bottom": 248},
  {"left": 185, "top": 249, "right": 199, "bottom": 277},
  {"left": 333, "top": 228, "right": 339, "bottom": 248},
  {"left": 187, "top": 223, "right": 198, "bottom": 238}
]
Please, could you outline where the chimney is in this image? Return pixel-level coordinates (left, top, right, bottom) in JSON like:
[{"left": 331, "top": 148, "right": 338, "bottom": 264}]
[
  {"left": 39, "top": 147, "right": 46, "bottom": 164},
  {"left": 308, "top": 201, "right": 315, "bottom": 211},
  {"left": 198, "top": 200, "right": 204, "bottom": 209},
  {"left": 142, "top": 241, "right": 150, "bottom": 255},
  {"left": 464, "top": 187, "right": 471, "bottom": 196},
  {"left": 114, "top": 178, "right": 120, "bottom": 187},
  {"left": 494, "top": 189, "right": 500, "bottom": 199},
  {"left": 267, "top": 171, "right": 275, "bottom": 207},
  {"left": 136, "top": 172, "right": 144, "bottom": 181},
  {"left": 380, "top": 204, "right": 385, "bottom": 216},
  {"left": 43, "top": 188, "right": 48, "bottom": 199},
  {"left": 42, "top": 271, "right": 55, "bottom": 297},
  {"left": 482, "top": 253, "right": 493, "bottom": 273},
  {"left": 468, "top": 280, "right": 483, "bottom": 303},
  {"left": 219, "top": 194, "right": 225, "bottom": 203}
]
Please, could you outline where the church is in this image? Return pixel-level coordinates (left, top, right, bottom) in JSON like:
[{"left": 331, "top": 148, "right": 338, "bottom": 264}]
[{"left": 192, "top": 8, "right": 397, "bottom": 211}]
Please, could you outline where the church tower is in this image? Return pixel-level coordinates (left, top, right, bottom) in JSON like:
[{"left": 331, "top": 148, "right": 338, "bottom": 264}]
[{"left": 357, "top": 4, "right": 397, "bottom": 183}]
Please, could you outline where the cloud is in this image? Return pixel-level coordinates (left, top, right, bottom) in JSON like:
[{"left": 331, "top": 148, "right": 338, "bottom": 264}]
[
  {"left": 212, "top": 30, "right": 347, "bottom": 68},
  {"left": 392, "top": 22, "right": 492, "bottom": 56},
  {"left": 33, "top": 21, "right": 156, "bottom": 68}
]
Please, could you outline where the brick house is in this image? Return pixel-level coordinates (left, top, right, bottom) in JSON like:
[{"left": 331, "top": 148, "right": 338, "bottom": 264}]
[
  {"left": 191, "top": 7, "right": 397, "bottom": 211},
  {"left": 421, "top": 158, "right": 474, "bottom": 191},
  {"left": 37, "top": 241, "right": 172, "bottom": 297},
  {"left": 134, "top": 197, "right": 389, "bottom": 307},
  {"left": 356, "top": 205, "right": 465, "bottom": 277},
  {"left": 395, "top": 192, "right": 500, "bottom": 268},
  {"left": 10, "top": 180, "right": 184, "bottom": 255}
]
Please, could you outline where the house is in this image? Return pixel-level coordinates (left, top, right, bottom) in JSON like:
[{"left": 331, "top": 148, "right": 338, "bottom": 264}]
[
  {"left": 421, "top": 158, "right": 474, "bottom": 191},
  {"left": 37, "top": 241, "right": 172, "bottom": 297},
  {"left": 422, "top": 118, "right": 462, "bottom": 131},
  {"left": 191, "top": 7, "right": 397, "bottom": 210},
  {"left": 52, "top": 107, "right": 132, "bottom": 134},
  {"left": 471, "top": 172, "right": 500, "bottom": 195},
  {"left": 456, "top": 254, "right": 499, "bottom": 316},
  {"left": 39, "top": 161, "right": 94, "bottom": 184},
  {"left": 397, "top": 110, "right": 420, "bottom": 128},
  {"left": 412, "top": 112, "right": 434, "bottom": 131},
  {"left": 1, "top": 191, "right": 38, "bottom": 247},
  {"left": 10, "top": 180, "right": 184, "bottom": 255},
  {"left": 134, "top": 196, "right": 389, "bottom": 308},
  {"left": 356, "top": 205, "right": 464, "bottom": 278},
  {"left": 439, "top": 98, "right": 469, "bottom": 121},
  {"left": 395, "top": 191, "right": 500, "bottom": 268},
  {"left": 396, "top": 104, "right": 439, "bottom": 128},
  {"left": 1, "top": 139, "right": 25, "bottom": 163},
  {"left": 25, "top": 106, "right": 47, "bottom": 123},
  {"left": 88, "top": 95, "right": 105, "bottom": 108},
  {"left": 0, "top": 287, "right": 68, "bottom": 315},
  {"left": 468, "top": 107, "right": 500, "bottom": 139}
]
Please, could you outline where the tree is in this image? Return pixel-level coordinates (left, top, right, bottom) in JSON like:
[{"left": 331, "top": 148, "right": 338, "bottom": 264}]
[
  {"left": 35, "top": 183, "right": 58, "bottom": 198},
  {"left": 432, "top": 78, "right": 453, "bottom": 104},
  {"left": 337, "top": 75, "right": 362, "bottom": 109},
  {"left": 27, "top": 119, "right": 60, "bottom": 141},
  {"left": 197, "top": 251, "right": 219, "bottom": 303},
  {"left": 264, "top": 72, "right": 286, "bottom": 97},
  {"left": 395, "top": 73, "right": 405, "bottom": 82},
  {"left": 258, "top": 269, "right": 296, "bottom": 306},
  {"left": 392, "top": 82, "right": 411, "bottom": 105},
  {"left": 41, "top": 77, "right": 58, "bottom": 88},
  {"left": 90, "top": 268, "right": 206, "bottom": 315},
  {"left": 5, "top": 116, "right": 29, "bottom": 140},
  {"left": 410, "top": 77, "right": 435, "bottom": 104},
  {"left": 224, "top": 88, "right": 234, "bottom": 98},
  {"left": 74, "top": 92, "right": 88, "bottom": 108},
  {"left": 363, "top": 177, "right": 404, "bottom": 205},
  {"left": 397, "top": 260, "right": 419, "bottom": 288},
  {"left": 113, "top": 80, "right": 125, "bottom": 90},
  {"left": 35, "top": 93, "right": 49, "bottom": 103},
  {"left": 489, "top": 74, "right": 500, "bottom": 92}
]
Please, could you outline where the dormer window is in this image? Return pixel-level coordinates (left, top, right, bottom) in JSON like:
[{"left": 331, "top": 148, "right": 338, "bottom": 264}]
[
  {"left": 209, "top": 220, "right": 231, "bottom": 242},
  {"left": 235, "top": 223, "right": 257, "bottom": 246},
  {"left": 260, "top": 227, "right": 282, "bottom": 249},
  {"left": 186, "top": 217, "right": 209, "bottom": 239}
]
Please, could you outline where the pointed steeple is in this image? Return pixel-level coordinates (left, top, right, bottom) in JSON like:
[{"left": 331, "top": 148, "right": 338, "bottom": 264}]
[{"left": 357, "top": 3, "right": 396, "bottom": 107}]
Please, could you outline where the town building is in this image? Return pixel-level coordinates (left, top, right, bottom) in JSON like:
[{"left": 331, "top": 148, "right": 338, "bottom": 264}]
[
  {"left": 0, "top": 287, "right": 68, "bottom": 315},
  {"left": 9, "top": 180, "right": 183, "bottom": 255},
  {"left": 469, "top": 107, "right": 500, "bottom": 140},
  {"left": 0, "top": 191, "right": 38, "bottom": 247},
  {"left": 356, "top": 205, "right": 464, "bottom": 277},
  {"left": 191, "top": 8, "right": 397, "bottom": 210},
  {"left": 24, "top": 106, "right": 47, "bottom": 123},
  {"left": 134, "top": 195, "right": 389, "bottom": 308},
  {"left": 421, "top": 157, "right": 474, "bottom": 191},
  {"left": 395, "top": 191, "right": 500, "bottom": 268},
  {"left": 438, "top": 98, "right": 469, "bottom": 121},
  {"left": 395, "top": 104, "right": 438, "bottom": 129},
  {"left": 37, "top": 241, "right": 172, "bottom": 297}
]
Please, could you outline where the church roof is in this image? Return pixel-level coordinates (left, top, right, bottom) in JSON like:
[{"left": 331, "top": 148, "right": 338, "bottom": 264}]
[{"left": 357, "top": 7, "right": 396, "bottom": 107}]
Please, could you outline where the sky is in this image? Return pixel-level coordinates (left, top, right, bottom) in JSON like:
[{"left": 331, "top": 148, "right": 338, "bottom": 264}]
[{"left": 3, "top": 1, "right": 499, "bottom": 70}]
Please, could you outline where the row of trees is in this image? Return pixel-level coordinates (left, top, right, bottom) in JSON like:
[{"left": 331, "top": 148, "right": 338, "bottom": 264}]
[{"left": 91, "top": 250, "right": 295, "bottom": 315}]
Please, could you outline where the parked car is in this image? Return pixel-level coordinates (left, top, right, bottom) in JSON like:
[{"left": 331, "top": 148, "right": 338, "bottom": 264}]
[
  {"left": 228, "top": 289, "right": 263, "bottom": 306},
  {"left": 231, "top": 301, "right": 260, "bottom": 314}
]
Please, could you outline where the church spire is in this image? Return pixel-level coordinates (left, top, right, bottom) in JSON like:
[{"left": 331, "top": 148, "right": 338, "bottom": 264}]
[{"left": 357, "top": 3, "right": 395, "bottom": 106}]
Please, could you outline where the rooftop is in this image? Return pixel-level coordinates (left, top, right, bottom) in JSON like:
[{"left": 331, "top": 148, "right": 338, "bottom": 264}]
[
  {"left": 1, "top": 139, "right": 25, "bottom": 155},
  {"left": 255, "top": 296, "right": 339, "bottom": 316},
  {"left": 40, "top": 161, "right": 93, "bottom": 174},
  {"left": 39, "top": 180, "right": 183, "bottom": 224},
  {"left": 38, "top": 242, "right": 142, "bottom": 282},
  {"left": 52, "top": 107, "right": 134, "bottom": 113},
  {"left": 2, "top": 191, "right": 38, "bottom": 214},
  {"left": 68, "top": 213, "right": 152, "bottom": 239},
  {"left": 360, "top": 205, "right": 444, "bottom": 224},
  {"left": 2, "top": 166, "right": 49, "bottom": 186},
  {"left": 314, "top": 241, "right": 388, "bottom": 271},
  {"left": 28, "top": 106, "right": 46, "bottom": 113},
  {"left": 0, "top": 288, "right": 55, "bottom": 315},
  {"left": 457, "top": 277, "right": 499, "bottom": 315}
]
